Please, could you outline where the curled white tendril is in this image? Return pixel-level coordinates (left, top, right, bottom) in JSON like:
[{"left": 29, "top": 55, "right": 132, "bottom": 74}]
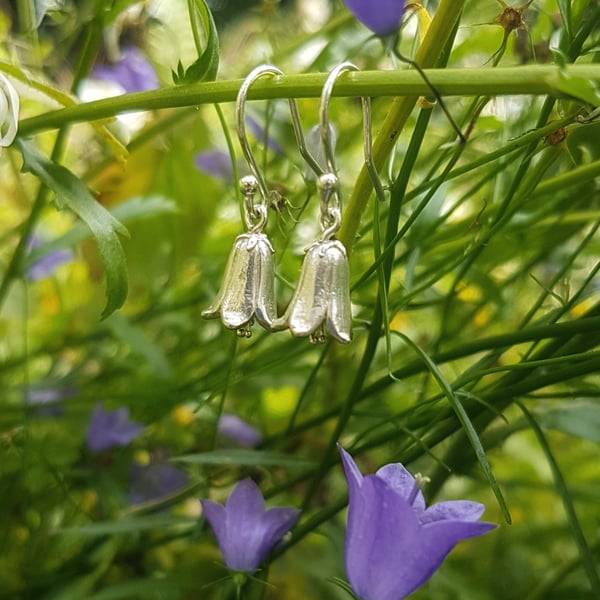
[{"left": 0, "top": 73, "right": 20, "bottom": 147}]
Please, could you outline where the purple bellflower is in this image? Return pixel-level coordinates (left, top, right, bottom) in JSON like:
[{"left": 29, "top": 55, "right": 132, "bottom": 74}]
[
  {"left": 92, "top": 46, "right": 159, "bottom": 93},
  {"left": 217, "top": 414, "right": 263, "bottom": 447},
  {"left": 195, "top": 151, "right": 237, "bottom": 184},
  {"left": 247, "top": 115, "right": 285, "bottom": 155},
  {"left": 25, "top": 385, "right": 77, "bottom": 418},
  {"left": 339, "top": 446, "right": 496, "bottom": 600},
  {"left": 201, "top": 478, "right": 299, "bottom": 572},
  {"left": 129, "top": 464, "right": 189, "bottom": 504},
  {"left": 26, "top": 235, "right": 74, "bottom": 281},
  {"left": 343, "top": 0, "right": 407, "bottom": 38},
  {"left": 86, "top": 403, "right": 144, "bottom": 452}
]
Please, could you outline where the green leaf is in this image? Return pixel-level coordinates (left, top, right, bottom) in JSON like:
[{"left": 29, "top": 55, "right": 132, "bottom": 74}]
[
  {"left": 104, "top": 313, "right": 172, "bottom": 379},
  {"left": 518, "top": 401, "right": 600, "bottom": 595},
  {"left": 172, "top": 449, "right": 316, "bottom": 468},
  {"left": 537, "top": 401, "right": 600, "bottom": 444},
  {"left": 24, "top": 195, "right": 177, "bottom": 269},
  {"left": 392, "top": 331, "right": 512, "bottom": 524},
  {"left": 16, "top": 138, "right": 129, "bottom": 318},
  {"left": 86, "top": 578, "right": 185, "bottom": 600},
  {"left": 556, "top": 72, "right": 600, "bottom": 106},
  {"left": 56, "top": 515, "right": 195, "bottom": 537},
  {"left": 557, "top": 0, "right": 573, "bottom": 44},
  {"left": 173, "top": 0, "right": 219, "bottom": 85}
]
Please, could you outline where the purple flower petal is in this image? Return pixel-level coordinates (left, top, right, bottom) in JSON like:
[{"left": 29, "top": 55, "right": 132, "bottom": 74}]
[
  {"left": 339, "top": 444, "right": 364, "bottom": 491},
  {"left": 195, "top": 151, "right": 236, "bottom": 183},
  {"left": 93, "top": 46, "right": 158, "bottom": 93},
  {"left": 129, "top": 464, "right": 188, "bottom": 504},
  {"left": 376, "top": 462, "right": 426, "bottom": 511},
  {"left": 217, "top": 414, "right": 263, "bottom": 447},
  {"left": 343, "top": 0, "right": 407, "bottom": 37},
  {"left": 405, "top": 519, "right": 498, "bottom": 594},
  {"left": 421, "top": 500, "right": 486, "bottom": 524},
  {"left": 247, "top": 115, "right": 285, "bottom": 155},
  {"left": 26, "top": 235, "right": 74, "bottom": 281},
  {"left": 86, "top": 403, "right": 144, "bottom": 452},
  {"left": 25, "top": 385, "right": 77, "bottom": 418},
  {"left": 202, "top": 478, "right": 299, "bottom": 572},
  {"left": 346, "top": 476, "right": 421, "bottom": 600},
  {"left": 339, "top": 446, "right": 496, "bottom": 600}
]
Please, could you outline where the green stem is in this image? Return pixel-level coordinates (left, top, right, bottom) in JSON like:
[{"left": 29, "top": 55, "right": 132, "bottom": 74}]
[
  {"left": 12, "top": 65, "right": 600, "bottom": 137},
  {"left": 337, "top": 0, "right": 467, "bottom": 248},
  {"left": 518, "top": 401, "right": 600, "bottom": 594}
]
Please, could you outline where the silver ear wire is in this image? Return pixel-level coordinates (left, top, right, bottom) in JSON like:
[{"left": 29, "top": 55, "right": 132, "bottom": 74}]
[
  {"left": 236, "top": 65, "right": 280, "bottom": 214},
  {"left": 319, "top": 62, "right": 387, "bottom": 205},
  {"left": 272, "top": 63, "right": 369, "bottom": 344},
  {"left": 204, "top": 64, "right": 324, "bottom": 338},
  {"left": 236, "top": 65, "right": 322, "bottom": 204}
]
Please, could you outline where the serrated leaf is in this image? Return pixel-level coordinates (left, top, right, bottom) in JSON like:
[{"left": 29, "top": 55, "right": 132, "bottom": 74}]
[
  {"left": 16, "top": 138, "right": 129, "bottom": 318},
  {"left": 172, "top": 449, "right": 316, "bottom": 468},
  {"left": 174, "top": 0, "right": 219, "bottom": 85}
]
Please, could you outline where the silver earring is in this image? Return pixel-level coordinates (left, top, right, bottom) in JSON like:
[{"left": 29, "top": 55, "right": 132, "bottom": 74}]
[
  {"left": 274, "top": 63, "right": 369, "bottom": 345},
  {"left": 202, "top": 66, "right": 281, "bottom": 338},
  {"left": 202, "top": 65, "right": 319, "bottom": 338}
]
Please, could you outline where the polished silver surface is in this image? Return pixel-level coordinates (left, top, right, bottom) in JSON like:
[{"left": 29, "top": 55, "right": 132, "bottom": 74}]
[
  {"left": 273, "top": 240, "right": 352, "bottom": 344},
  {"left": 202, "top": 233, "right": 277, "bottom": 337}
]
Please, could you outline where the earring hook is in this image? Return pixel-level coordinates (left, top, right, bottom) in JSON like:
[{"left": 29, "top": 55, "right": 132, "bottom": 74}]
[
  {"left": 316, "top": 62, "right": 386, "bottom": 239},
  {"left": 236, "top": 65, "right": 322, "bottom": 211}
]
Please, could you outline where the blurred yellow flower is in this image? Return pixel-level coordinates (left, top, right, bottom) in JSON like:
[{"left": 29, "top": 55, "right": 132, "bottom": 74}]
[
  {"left": 262, "top": 386, "right": 298, "bottom": 418},
  {"left": 171, "top": 404, "right": 195, "bottom": 426}
]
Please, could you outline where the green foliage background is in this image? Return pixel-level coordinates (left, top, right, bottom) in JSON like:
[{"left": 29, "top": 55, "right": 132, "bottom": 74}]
[{"left": 0, "top": 0, "right": 599, "bottom": 598}]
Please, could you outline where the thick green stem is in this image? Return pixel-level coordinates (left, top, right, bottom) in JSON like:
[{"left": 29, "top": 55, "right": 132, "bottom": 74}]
[
  {"left": 337, "top": 0, "right": 467, "bottom": 248},
  {"left": 11, "top": 65, "right": 600, "bottom": 137}
]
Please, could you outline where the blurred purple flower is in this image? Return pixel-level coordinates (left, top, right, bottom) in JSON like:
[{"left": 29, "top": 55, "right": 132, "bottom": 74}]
[
  {"left": 202, "top": 478, "right": 299, "bottom": 572},
  {"left": 93, "top": 46, "right": 158, "bottom": 93},
  {"left": 129, "top": 464, "right": 189, "bottom": 504},
  {"left": 86, "top": 404, "right": 144, "bottom": 452},
  {"left": 25, "top": 385, "right": 77, "bottom": 418},
  {"left": 26, "top": 235, "right": 74, "bottom": 281},
  {"left": 247, "top": 115, "right": 285, "bottom": 155},
  {"left": 342, "top": 0, "right": 407, "bottom": 37},
  {"left": 339, "top": 446, "right": 496, "bottom": 600},
  {"left": 195, "top": 151, "right": 236, "bottom": 183},
  {"left": 217, "top": 414, "right": 263, "bottom": 447}
]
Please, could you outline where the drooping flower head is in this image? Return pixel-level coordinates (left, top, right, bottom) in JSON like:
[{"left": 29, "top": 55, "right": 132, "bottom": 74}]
[
  {"left": 342, "top": 0, "right": 407, "bottom": 38},
  {"left": 217, "top": 414, "right": 263, "bottom": 447},
  {"left": 339, "top": 446, "right": 496, "bottom": 600},
  {"left": 86, "top": 403, "right": 144, "bottom": 452},
  {"left": 201, "top": 478, "right": 299, "bottom": 572}
]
